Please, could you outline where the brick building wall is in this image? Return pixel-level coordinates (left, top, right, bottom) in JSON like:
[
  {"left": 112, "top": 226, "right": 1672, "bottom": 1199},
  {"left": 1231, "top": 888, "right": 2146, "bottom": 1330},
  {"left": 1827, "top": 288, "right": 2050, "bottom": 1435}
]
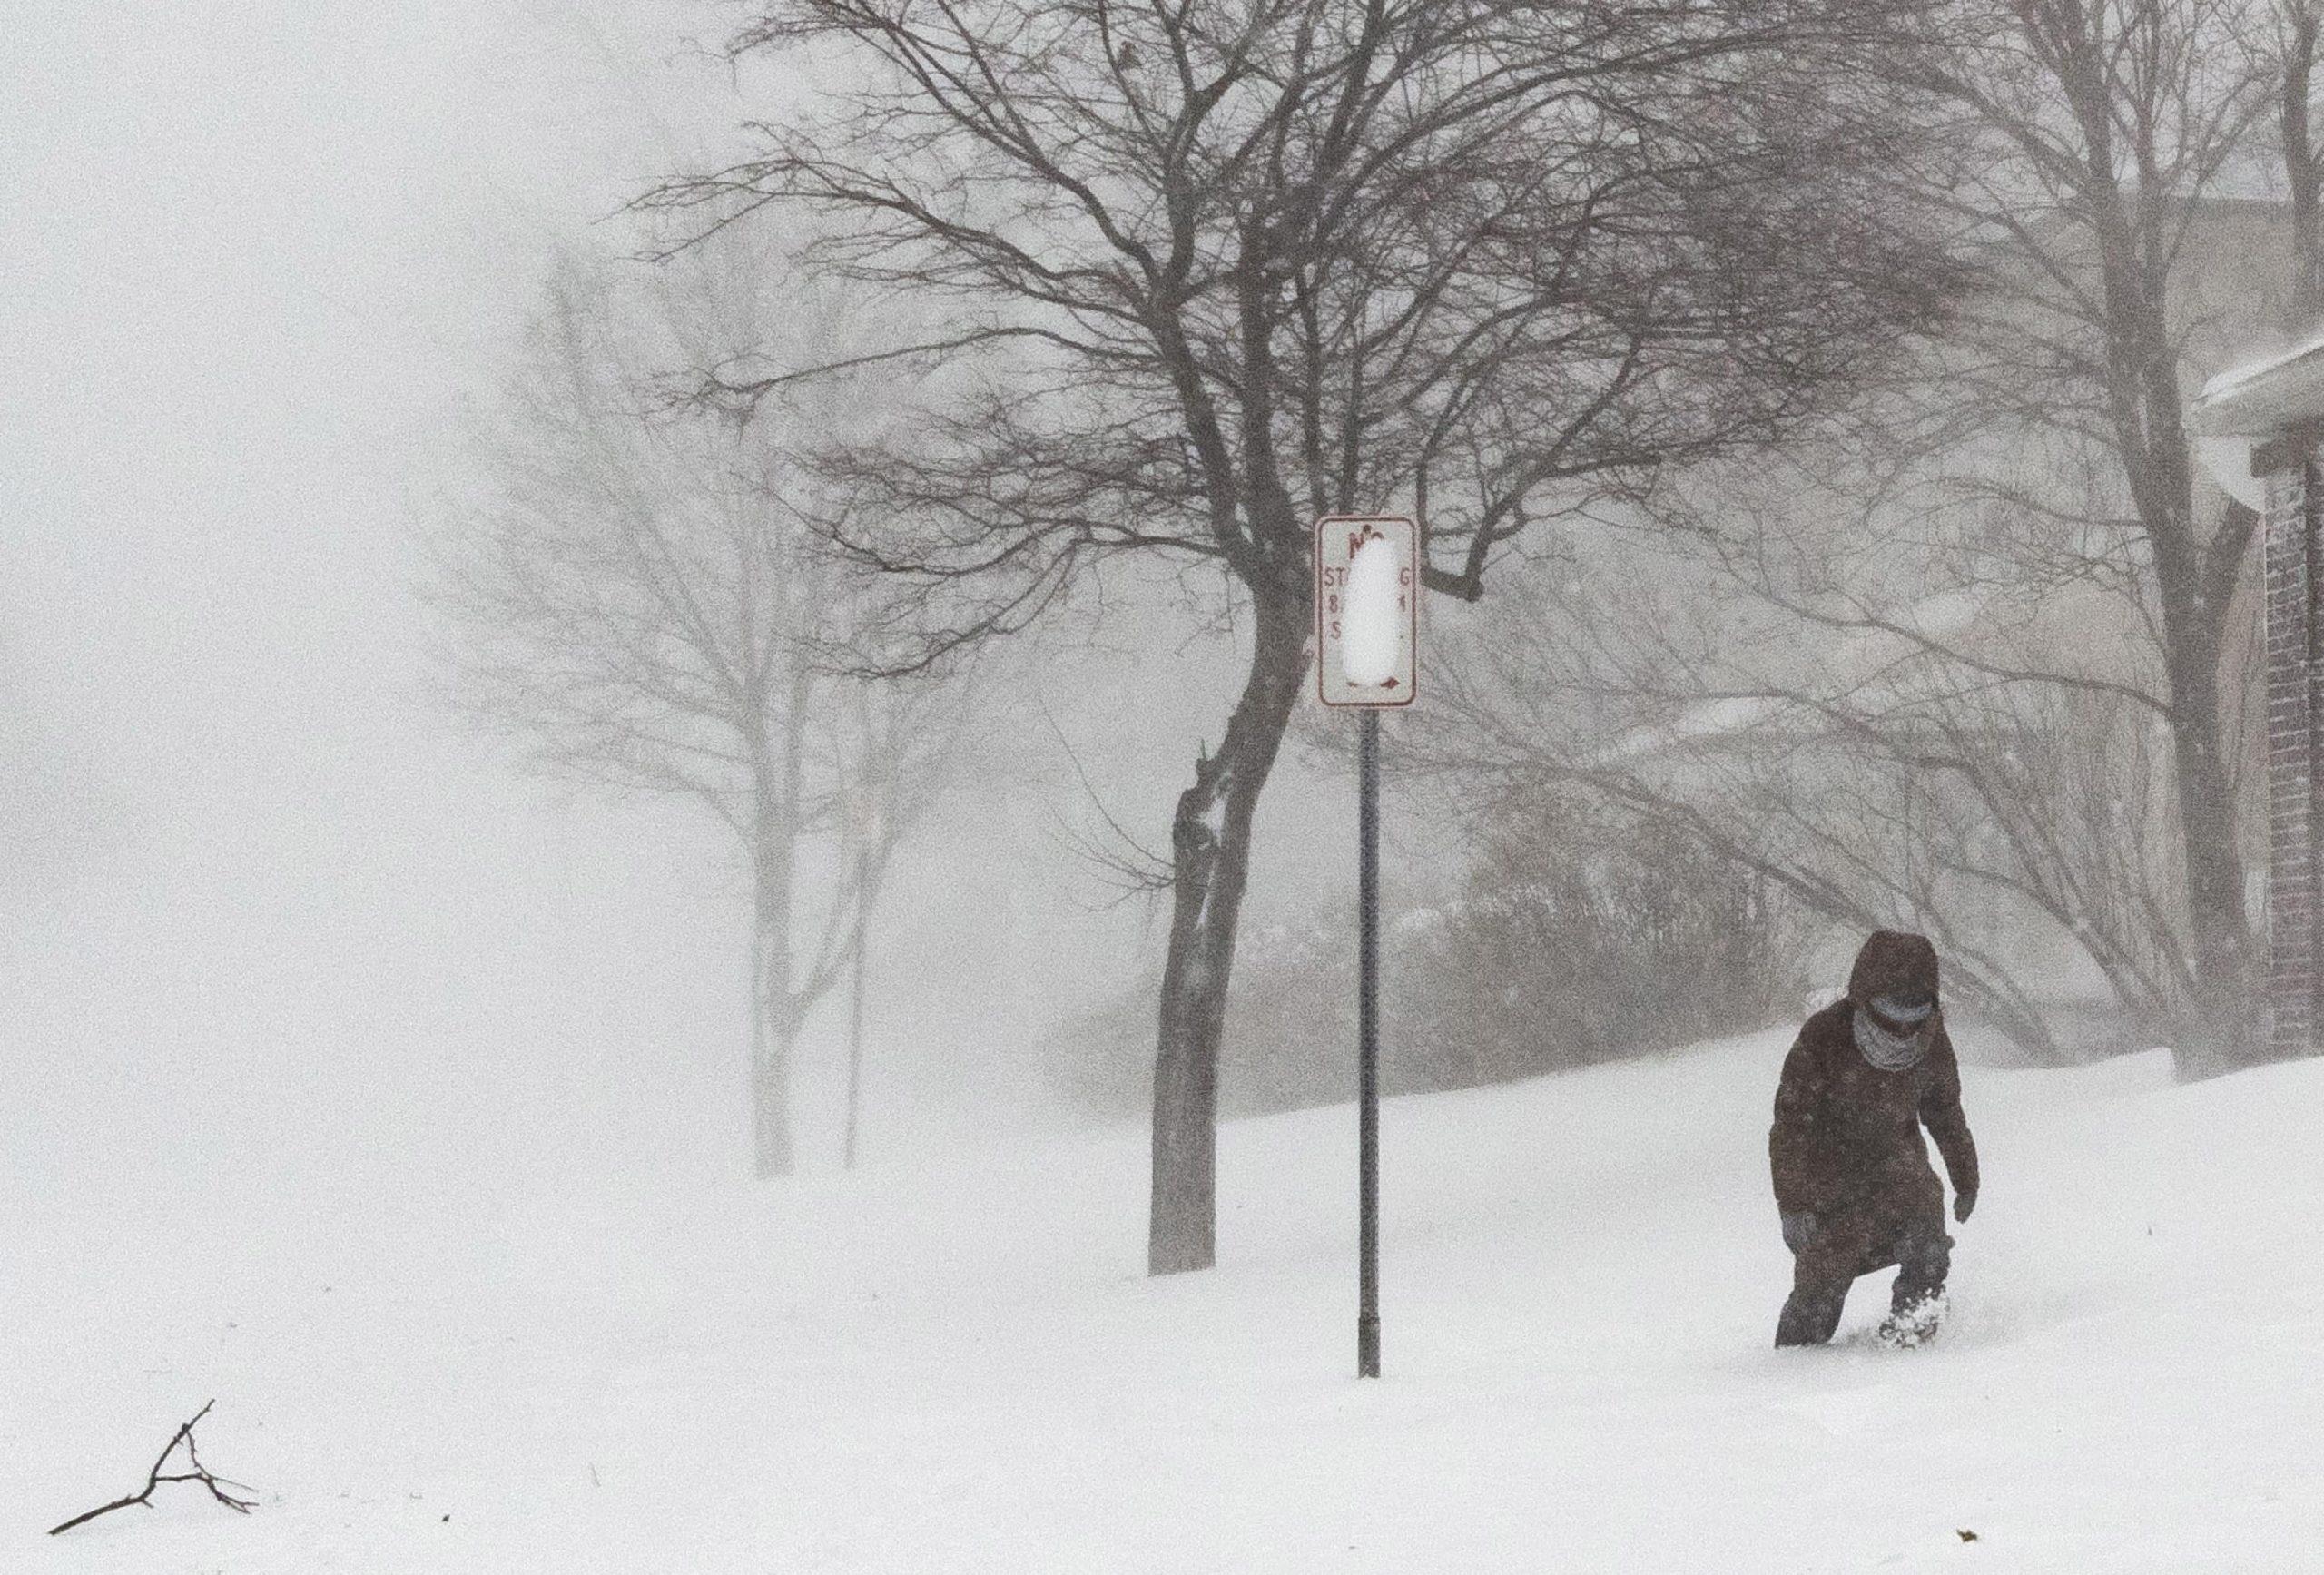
[{"left": 2263, "top": 435, "right": 2322, "bottom": 1058}]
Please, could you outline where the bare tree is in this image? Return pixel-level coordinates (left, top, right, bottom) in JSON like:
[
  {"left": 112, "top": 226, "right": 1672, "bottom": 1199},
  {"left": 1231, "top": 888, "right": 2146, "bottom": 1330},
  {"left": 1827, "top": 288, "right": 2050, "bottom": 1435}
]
[
  {"left": 1422, "top": 445, "right": 2206, "bottom": 1064},
  {"left": 427, "top": 245, "right": 960, "bottom": 1177},
  {"left": 638, "top": 0, "right": 1959, "bottom": 1269},
  {"left": 1859, "top": 0, "right": 2285, "bottom": 1072},
  {"left": 1423, "top": 0, "right": 2324, "bottom": 1062},
  {"left": 1432, "top": 3, "right": 2324, "bottom": 1080}
]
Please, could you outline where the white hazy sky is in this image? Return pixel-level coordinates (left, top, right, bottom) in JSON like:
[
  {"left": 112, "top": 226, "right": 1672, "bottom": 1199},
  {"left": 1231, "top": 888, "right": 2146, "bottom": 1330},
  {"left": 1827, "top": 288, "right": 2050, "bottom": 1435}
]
[{"left": 1, "top": 1, "right": 1368, "bottom": 1200}]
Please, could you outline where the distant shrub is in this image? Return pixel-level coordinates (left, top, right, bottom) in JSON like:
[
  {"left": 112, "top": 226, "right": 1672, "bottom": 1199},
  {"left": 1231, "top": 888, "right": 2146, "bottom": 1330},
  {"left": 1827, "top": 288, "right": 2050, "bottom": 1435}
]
[
  {"left": 1037, "top": 794, "right": 1808, "bottom": 1120},
  {"left": 1392, "top": 799, "right": 1808, "bottom": 1091}
]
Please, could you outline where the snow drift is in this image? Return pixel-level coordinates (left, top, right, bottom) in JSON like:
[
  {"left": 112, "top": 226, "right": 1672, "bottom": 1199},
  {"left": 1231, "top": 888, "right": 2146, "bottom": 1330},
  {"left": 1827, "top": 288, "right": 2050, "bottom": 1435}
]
[{"left": 8, "top": 1033, "right": 2320, "bottom": 1571}]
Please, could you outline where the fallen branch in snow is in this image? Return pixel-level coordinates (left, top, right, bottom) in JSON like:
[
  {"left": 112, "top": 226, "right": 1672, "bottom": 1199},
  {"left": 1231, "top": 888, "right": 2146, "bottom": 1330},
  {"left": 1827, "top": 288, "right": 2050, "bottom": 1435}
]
[{"left": 47, "top": 1400, "right": 256, "bottom": 1536}]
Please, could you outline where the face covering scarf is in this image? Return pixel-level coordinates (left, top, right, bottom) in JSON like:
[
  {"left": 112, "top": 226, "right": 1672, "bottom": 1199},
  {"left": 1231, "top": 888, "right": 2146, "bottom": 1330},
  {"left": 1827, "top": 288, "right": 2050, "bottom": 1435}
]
[{"left": 1854, "top": 993, "right": 1935, "bottom": 1071}]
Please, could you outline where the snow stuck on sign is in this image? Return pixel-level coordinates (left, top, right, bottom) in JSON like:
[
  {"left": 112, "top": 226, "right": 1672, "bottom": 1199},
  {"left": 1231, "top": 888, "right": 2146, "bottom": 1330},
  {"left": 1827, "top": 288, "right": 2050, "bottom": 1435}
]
[
  {"left": 1340, "top": 534, "right": 1402, "bottom": 688},
  {"left": 1315, "top": 516, "right": 1417, "bottom": 706}
]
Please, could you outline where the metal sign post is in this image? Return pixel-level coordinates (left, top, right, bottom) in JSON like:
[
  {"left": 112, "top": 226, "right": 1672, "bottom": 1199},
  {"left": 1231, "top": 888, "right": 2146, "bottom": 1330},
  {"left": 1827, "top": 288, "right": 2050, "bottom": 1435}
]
[
  {"left": 1355, "top": 704, "right": 1381, "bottom": 1378},
  {"left": 1315, "top": 516, "right": 1417, "bottom": 1380}
]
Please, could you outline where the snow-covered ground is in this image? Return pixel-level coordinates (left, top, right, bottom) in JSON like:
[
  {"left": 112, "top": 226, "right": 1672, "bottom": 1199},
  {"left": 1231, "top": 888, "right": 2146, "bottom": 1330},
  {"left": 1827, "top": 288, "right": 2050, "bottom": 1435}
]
[{"left": 10, "top": 1033, "right": 2320, "bottom": 1572}]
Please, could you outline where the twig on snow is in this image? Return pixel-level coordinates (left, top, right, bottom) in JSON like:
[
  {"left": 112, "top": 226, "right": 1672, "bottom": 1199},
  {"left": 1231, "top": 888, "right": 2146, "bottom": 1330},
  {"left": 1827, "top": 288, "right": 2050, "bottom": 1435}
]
[{"left": 47, "top": 1400, "right": 257, "bottom": 1536}]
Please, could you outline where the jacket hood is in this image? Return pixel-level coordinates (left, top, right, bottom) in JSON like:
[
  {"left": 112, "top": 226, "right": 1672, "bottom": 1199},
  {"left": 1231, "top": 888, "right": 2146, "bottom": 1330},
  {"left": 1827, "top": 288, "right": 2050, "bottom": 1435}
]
[{"left": 1847, "top": 930, "right": 1939, "bottom": 1009}]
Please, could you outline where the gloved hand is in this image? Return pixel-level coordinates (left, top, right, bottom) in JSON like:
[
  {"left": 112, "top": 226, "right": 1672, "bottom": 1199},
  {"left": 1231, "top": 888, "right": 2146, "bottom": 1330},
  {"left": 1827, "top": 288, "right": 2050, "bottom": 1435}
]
[
  {"left": 1779, "top": 1210, "right": 1818, "bottom": 1253},
  {"left": 1954, "top": 1186, "right": 1976, "bottom": 1224}
]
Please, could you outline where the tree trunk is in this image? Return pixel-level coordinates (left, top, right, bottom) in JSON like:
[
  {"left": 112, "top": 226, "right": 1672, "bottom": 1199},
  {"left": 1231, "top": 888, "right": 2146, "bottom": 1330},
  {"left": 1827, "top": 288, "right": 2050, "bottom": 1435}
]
[
  {"left": 2097, "top": 227, "right": 2260, "bottom": 1077},
  {"left": 2284, "top": 5, "right": 2322, "bottom": 323},
  {"left": 751, "top": 876, "right": 799, "bottom": 1178},
  {"left": 1148, "top": 593, "right": 1310, "bottom": 1275},
  {"left": 749, "top": 655, "right": 815, "bottom": 1178},
  {"left": 2160, "top": 582, "right": 2260, "bottom": 1078},
  {"left": 750, "top": 725, "right": 803, "bottom": 1176},
  {"left": 751, "top": 1035, "right": 796, "bottom": 1176},
  {"left": 844, "top": 825, "right": 872, "bottom": 1170},
  {"left": 2128, "top": 411, "right": 2258, "bottom": 1077}
]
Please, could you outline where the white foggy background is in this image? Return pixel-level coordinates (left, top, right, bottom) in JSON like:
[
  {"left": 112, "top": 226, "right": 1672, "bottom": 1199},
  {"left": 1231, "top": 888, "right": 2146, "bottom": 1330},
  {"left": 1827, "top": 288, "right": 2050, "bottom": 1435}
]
[{"left": 0, "top": 0, "right": 1375, "bottom": 1206}]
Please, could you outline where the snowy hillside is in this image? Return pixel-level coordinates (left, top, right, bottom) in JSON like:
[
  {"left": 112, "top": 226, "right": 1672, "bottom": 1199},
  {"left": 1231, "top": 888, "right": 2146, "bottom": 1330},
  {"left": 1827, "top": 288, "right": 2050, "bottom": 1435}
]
[{"left": 11, "top": 1033, "right": 2321, "bottom": 1572}]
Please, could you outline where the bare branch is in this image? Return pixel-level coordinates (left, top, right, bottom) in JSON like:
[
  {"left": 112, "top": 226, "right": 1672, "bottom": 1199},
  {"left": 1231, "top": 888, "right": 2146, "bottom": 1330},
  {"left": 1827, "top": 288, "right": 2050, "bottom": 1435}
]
[{"left": 49, "top": 1402, "right": 256, "bottom": 1538}]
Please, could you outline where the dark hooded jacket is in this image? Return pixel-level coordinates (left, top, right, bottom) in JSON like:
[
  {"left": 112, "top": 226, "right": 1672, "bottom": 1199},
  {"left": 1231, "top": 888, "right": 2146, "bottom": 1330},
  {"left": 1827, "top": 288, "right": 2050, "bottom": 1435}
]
[{"left": 1768, "top": 930, "right": 1978, "bottom": 1224}]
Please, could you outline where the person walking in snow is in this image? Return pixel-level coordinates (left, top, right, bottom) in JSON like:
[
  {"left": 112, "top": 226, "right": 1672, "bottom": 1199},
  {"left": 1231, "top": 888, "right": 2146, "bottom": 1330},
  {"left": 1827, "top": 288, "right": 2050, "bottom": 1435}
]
[{"left": 1769, "top": 930, "right": 1978, "bottom": 1348}]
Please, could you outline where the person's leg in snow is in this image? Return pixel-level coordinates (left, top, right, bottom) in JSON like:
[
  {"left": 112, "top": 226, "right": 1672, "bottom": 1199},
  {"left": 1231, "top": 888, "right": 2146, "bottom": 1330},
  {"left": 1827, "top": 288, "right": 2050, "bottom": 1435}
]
[
  {"left": 1775, "top": 1210, "right": 1878, "bottom": 1347},
  {"left": 1773, "top": 1192, "right": 1952, "bottom": 1348},
  {"left": 1876, "top": 1200, "right": 1953, "bottom": 1348},
  {"left": 1774, "top": 1273, "right": 1849, "bottom": 1346}
]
